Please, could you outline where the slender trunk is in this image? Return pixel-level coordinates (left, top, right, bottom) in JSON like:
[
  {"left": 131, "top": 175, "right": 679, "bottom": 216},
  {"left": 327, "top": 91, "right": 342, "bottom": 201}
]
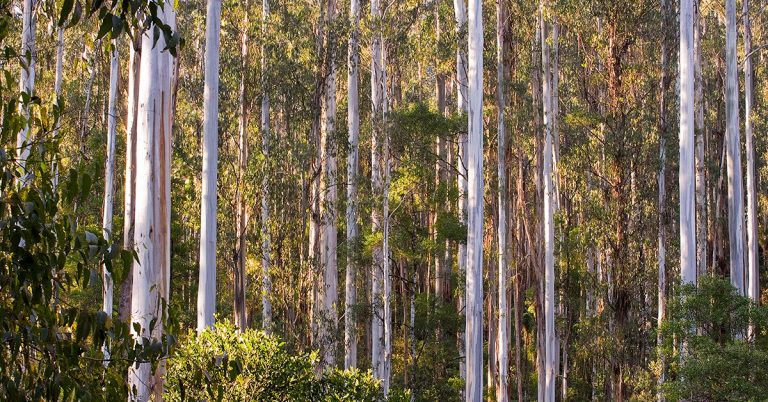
[
  {"left": 119, "top": 36, "right": 141, "bottom": 323},
  {"left": 101, "top": 43, "right": 118, "bottom": 363},
  {"left": 80, "top": 40, "right": 99, "bottom": 158},
  {"left": 197, "top": 0, "right": 222, "bottom": 333},
  {"left": 465, "top": 0, "right": 484, "bottom": 396},
  {"left": 725, "top": 0, "right": 745, "bottom": 295},
  {"left": 540, "top": 3, "right": 556, "bottom": 400},
  {"left": 679, "top": 0, "right": 696, "bottom": 287},
  {"left": 743, "top": 0, "right": 760, "bottom": 316},
  {"left": 345, "top": 0, "right": 360, "bottom": 369},
  {"left": 261, "top": 0, "right": 273, "bottom": 334},
  {"left": 17, "top": 0, "right": 35, "bottom": 185},
  {"left": 514, "top": 150, "right": 525, "bottom": 402},
  {"left": 235, "top": 0, "right": 250, "bottom": 333},
  {"left": 694, "top": 0, "right": 706, "bottom": 279},
  {"left": 52, "top": 27, "right": 63, "bottom": 189},
  {"left": 496, "top": 0, "right": 508, "bottom": 399},
  {"left": 657, "top": 0, "right": 669, "bottom": 399}
]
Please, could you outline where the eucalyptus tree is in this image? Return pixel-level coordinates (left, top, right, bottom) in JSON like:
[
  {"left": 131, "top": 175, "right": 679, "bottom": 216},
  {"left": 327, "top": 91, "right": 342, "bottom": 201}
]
[
  {"left": 724, "top": 0, "right": 744, "bottom": 294},
  {"left": 742, "top": 0, "right": 759, "bottom": 311},
  {"left": 197, "top": 0, "right": 222, "bottom": 333},
  {"left": 679, "top": 0, "right": 696, "bottom": 288},
  {"left": 17, "top": 0, "right": 36, "bottom": 184},
  {"left": 465, "top": 0, "right": 483, "bottom": 397},
  {"left": 495, "top": 0, "right": 508, "bottom": 399},
  {"left": 345, "top": 0, "right": 361, "bottom": 370},
  {"left": 235, "top": 0, "right": 250, "bottom": 334},
  {"left": 260, "top": 0, "right": 273, "bottom": 334}
]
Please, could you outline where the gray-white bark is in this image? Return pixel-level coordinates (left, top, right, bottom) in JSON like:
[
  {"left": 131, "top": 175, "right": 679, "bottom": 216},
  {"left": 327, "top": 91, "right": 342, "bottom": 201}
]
[
  {"left": 743, "top": 0, "right": 759, "bottom": 311},
  {"left": 261, "top": 0, "right": 273, "bottom": 334},
  {"left": 679, "top": 0, "right": 696, "bottom": 286},
  {"left": 725, "top": 0, "right": 745, "bottom": 294},
  {"left": 17, "top": 0, "right": 35, "bottom": 185},
  {"left": 197, "top": 0, "right": 222, "bottom": 333},
  {"left": 234, "top": 0, "right": 250, "bottom": 334},
  {"left": 496, "top": 0, "right": 508, "bottom": 399},
  {"left": 345, "top": 0, "right": 360, "bottom": 369},
  {"left": 465, "top": 0, "right": 483, "bottom": 397}
]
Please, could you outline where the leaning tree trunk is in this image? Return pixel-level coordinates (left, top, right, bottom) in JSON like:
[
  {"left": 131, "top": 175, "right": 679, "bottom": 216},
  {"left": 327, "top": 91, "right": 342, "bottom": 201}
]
[
  {"left": 128, "top": 10, "right": 173, "bottom": 399},
  {"left": 17, "top": 0, "right": 36, "bottom": 185},
  {"left": 197, "top": 0, "right": 222, "bottom": 333},
  {"left": 743, "top": 0, "right": 759, "bottom": 315},
  {"left": 345, "top": 0, "right": 360, "bottom": 369},
  {"left": 725, "top": 0, "right": 745, "bottom": 295},
  {"left": 496, "top": 0, "right": 509, "bottom": 398},
  {"left": 465, "top": 0, "right": 484, "bottom": 397},
  {"left": 234, "top": 0, "right": 250, "bottom": 334},
  {"left": 260, "top": 0, "right": 273, "bottom": 334},
  {"left": 101, "top": 43, "right": 119, "bottom": 362}
]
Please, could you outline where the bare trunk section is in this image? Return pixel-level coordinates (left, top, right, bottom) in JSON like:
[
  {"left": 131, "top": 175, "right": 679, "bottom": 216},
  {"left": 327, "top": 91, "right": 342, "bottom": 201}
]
[
  {"left": 694, "top": 0, "right": 706, "bottom": 279},
  {"left": 260, "top": 0, "right": 273, "bottom": 334},
  {"left": 725, "top": 0, "right": 745, "bottom": 295},
  {"left": 743, "top": 0, "right": 760, "bottom": 316},
  {"left": 17, "top": 0, "right": 36, "bottom": 185},
  {"left": 101, "top": 43, "right": 118, "bottom": 362},
  {"left": 465, "top": 0, "right": 484, "bottom": 396},
  {"left": 345, "top": 0, "right": 360, "bottom": 369},
  {"left": 657, "top": 0, "right": 670, "bottom": 398},
  {"left": 679, "top": 0, "right": 696, "bottom": 287},
  {"left": 197, "top": 0, "right": 222, "bottom": 333},
  {"left": 496, "top": 0, "right": 509, "bottom": 399}
]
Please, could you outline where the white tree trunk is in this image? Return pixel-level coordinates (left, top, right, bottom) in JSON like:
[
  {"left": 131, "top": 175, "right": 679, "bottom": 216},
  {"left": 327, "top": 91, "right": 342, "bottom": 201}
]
[
  {"left": 694, "top": 0, "right": 706, "bottom": 279},
  {"left": 455, "top": 0, "right": 469, "bottom": 385},
  {"left": 465, "top": 0, "right": 484, "bottom": 397},
  {"left": 371, "top": 0, "right": 386, "bottom": 382},
  {"left": 17, "top": 0, "right": 36, "bottom": 185},
  {"left": 197, "top": 0, "right": 222, "bottom": 333},
  {"left": 540, "top": 3, "right": 556, "bottom": 400},
  {"left": 261, "top": 0, "right": 273, "bottom": 334},
  {"left": 319, "top": 0, "right": 339, "bottom": 369},
  {"left": 496, "top": 0, "right": 508, "bottom": 399},
  {"left": 679, "top": 0, "right": 696, "bottom": 287},
  {"left": 657, "top": 2, "right": 669, "bottom": 399},
  {"left": 128, "top": 9, "right": 173, "bottom": 398},
  {"left": 345, "top": 0, "right": 360, "bottom": 370},
  {"left": 743, "top": 0, "right": 759, "bottom": 313},
  {"left": 725, "top": 0, "right": 745, "bottom": 294}
]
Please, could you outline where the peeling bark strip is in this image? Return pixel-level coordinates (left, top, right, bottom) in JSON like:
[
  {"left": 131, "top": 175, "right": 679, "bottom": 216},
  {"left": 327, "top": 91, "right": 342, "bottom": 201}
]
[
  {"left": 465, "top": 0, "right": 483, "bottom": 397},
  {"left": 197, "top": 0, "right": 222, "bottom": 333}
]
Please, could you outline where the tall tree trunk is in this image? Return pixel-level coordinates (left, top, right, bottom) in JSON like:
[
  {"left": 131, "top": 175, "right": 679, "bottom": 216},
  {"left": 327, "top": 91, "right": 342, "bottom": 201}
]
[
  {"left": 197, "top": 0, "right": 222, "bottom": 333},
  {"left": 694, "top": 0, "right": 706, "bottom": 279},
  {"left": 657, "top": 1, "right": 670, "bottom": 399},
  {"left": 679, "top": 0, "right": 696, "bottom": 287},
  {"left": 496, "top": 0, "right": 508, "bottom": 399},
  {"left": 465, "top": 0, "right": 484, "bottom": 396},
  {"left": 514, "top": 150, "right": 525, "bottom": 402},
  {"left": 235, "top": 0, "right": 250, "bottom": 334},
  {"left": 260, "top": 0, "right": 273, "bottom": 334},
  {"left": 101, "top": 43, "right": 118, "bottom": 363},
  {"left": 345, "top": 0, "right": 360, "bottom": 369},
  {"left": 119, "top": 35, "right": 141, "bottom": 323},
  {"left": 128, "top": 10, "right": 173, "bottom": 399},
  {"left": 371, "top": 0, "right": 386, "bottom": 383},
  {"left": 725, "top": 0, "right": 745, "bottom": 295},
  {"left": 540, "top": 2, "right": 556, "bottom": 400},
  {"left": 17, "top": 0, "right": 35, "bottom": 185},
  {"left": 743, "top": 0, "right": 760, "bottom": 316}
]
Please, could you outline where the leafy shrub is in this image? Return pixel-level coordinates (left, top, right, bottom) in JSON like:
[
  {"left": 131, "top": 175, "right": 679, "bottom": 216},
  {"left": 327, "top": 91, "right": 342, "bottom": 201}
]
[{"left": 165, "top": 322, "right": 382, "bottom": 401}]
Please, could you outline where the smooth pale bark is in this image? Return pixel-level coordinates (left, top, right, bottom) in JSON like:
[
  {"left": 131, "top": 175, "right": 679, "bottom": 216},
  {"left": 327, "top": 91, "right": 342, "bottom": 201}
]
[
  {"left": 465, "top": 0, "right": 483, "bottom": 397},
  {"left": 128, "top": 10, "right": 173, "bottom": 398},
  {"left": 197, "top": 0, "right": 222, "bottom": 333},
  {"left": 17, "top": 0, "right": 35, "bottom": 185},
  {"left": 101, "top": 43, "right": 118, "bottom": 363},
  {"left": 725, "top": 0, "right": 745, "bottom": 294},
  {"left": 345, "top": 0, "right": 360, "bottom": 370},
  {"left": 679, "top": 0, "right": 696, "bottom": 287},
  {"left": 318, "top": 0, "right": 339, "bottom": 369},
  {"left": 743, "top": 0, "right": 759, "bottom": 311},
  {"left": 657, "top": 1, "right": 669, "bottom": 398},
  {"left": 694, "top": 0, "right": 706, "bottom": 279},
  {"left": 540, "top": 4, "right": 556, "bottom": 401},
  {"left": 80, "top": 40, "right": 99, "bottom": 157},
  {"left": 260, "top": 0, "right": 273, "bottom": 334},
  {"left": 235, "top": 0, "right": 250, "bottom": 334},
  {"left": 371, "top": 0, "right": 386, "bottom": 382},
  {"left": 496, "top": 0, "right": 509, "bottom": 399},
  {"left": 453, "top": 0, "right": 468, "bottom": 113}
]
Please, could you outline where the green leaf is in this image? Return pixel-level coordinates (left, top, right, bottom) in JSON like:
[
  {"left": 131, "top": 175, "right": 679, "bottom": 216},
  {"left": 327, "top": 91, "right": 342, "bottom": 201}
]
[
  {"left": 96, "top": 14, "right": 113, "bottom": 40},
  {"left": 58, "top": 0, "right": 74, "bottom": 27}
]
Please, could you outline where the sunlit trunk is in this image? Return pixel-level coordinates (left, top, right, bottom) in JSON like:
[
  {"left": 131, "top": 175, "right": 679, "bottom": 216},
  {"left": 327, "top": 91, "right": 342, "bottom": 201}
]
[
  {"left": 743, "top": 0, "right": 759, "bottom": 317},
  {"left": 260, "top": 0, "right": 273, "bottom": 334}
]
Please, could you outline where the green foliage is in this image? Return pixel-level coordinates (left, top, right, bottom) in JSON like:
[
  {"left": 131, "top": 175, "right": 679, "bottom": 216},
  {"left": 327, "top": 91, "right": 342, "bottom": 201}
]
[
  {"left": 662, "top": 277, "right": 768, "bottom": 401},
  {"left": 165, "top": 322, "right": 383, "bottom": 401}
]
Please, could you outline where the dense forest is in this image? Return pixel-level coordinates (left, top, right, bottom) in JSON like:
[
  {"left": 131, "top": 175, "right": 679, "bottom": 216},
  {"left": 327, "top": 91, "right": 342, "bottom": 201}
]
[{"left": 1, "top": 0, "right": 767, "bottom": 400}]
